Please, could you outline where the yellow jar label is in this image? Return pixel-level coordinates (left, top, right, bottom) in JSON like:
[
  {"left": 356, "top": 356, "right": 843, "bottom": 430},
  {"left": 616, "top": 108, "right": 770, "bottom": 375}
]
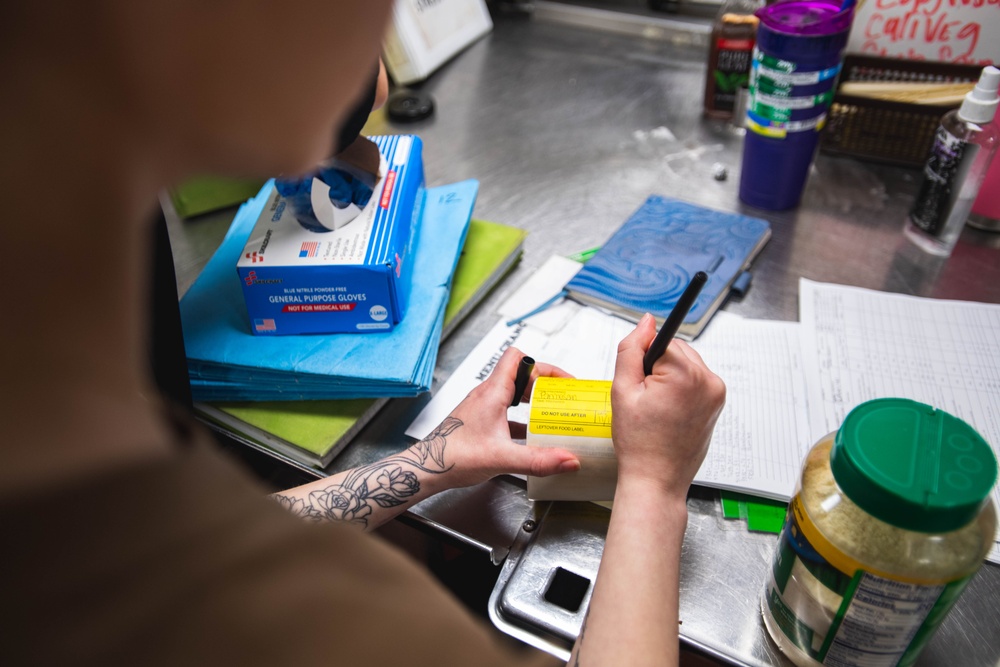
[
  {"left": 528, "top": 378, "right": 613, "bottom": 440},
  {"left": 790, "top": 496, "right": 955, "bottom": 586}
]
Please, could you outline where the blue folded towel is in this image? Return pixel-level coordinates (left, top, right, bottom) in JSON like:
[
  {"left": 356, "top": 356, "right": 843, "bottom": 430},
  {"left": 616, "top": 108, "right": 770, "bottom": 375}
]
[{"left": 180, "top": 178, "right": 477, "bottom": 401}]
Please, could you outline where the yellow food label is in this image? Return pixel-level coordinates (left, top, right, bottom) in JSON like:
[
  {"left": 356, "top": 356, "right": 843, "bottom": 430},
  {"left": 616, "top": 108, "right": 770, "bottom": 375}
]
[
  {"left": 790, "top": 495, "right": 958, "bottom": 586},
  {"left": 528, "top": 377, "right": 613, "bottom": 439}
]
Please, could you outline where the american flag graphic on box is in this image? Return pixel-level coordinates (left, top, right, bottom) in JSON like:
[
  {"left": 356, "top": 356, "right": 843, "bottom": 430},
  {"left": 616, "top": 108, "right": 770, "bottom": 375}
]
[
  {"left": 299, "top": 241, "right": 319, "bottom": 258},
  {"left": 254, "top": 318, "right": 277, "bottom": 332}
]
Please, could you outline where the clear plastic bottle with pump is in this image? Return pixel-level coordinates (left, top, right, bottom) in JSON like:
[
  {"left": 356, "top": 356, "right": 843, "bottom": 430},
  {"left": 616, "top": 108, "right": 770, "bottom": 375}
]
[{"left": 904, "top": 66, "right": 1000, "bottom": 256}]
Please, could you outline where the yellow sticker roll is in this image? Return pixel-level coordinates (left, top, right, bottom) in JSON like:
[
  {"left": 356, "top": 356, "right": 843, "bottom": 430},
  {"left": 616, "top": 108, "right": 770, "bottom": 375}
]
[{"left": 526, "top": 377, "right": 618, "bottom": 501}]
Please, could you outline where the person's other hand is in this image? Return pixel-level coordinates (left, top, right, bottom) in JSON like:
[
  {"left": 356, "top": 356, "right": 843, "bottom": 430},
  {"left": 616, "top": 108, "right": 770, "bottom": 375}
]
[
  {"left": 611, "top": 313, "right": 725, "bottom": 501},
  {"left": 426, "top": 347, "right": 580, "bottom": 489}
]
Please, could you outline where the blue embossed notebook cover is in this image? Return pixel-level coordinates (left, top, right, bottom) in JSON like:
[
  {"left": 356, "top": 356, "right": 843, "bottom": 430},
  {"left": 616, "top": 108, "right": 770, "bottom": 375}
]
[{"left": 565, "top": 196, "right": 770, "bottom": 339}]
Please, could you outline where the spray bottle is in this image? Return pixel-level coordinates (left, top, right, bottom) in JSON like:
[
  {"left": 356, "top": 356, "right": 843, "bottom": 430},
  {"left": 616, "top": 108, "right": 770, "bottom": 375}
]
[{"left": 904, "top": 66, "right": 1000, "bottom": 256}]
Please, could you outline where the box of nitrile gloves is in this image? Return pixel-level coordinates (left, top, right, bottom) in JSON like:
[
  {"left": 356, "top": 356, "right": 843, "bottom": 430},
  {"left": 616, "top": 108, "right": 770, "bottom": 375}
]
[{"left": 238, "top": 135, "right": 424, "bottom": 335}]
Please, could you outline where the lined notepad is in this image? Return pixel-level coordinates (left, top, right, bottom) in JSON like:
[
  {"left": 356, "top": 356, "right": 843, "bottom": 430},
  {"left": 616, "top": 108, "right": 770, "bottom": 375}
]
[{"left": 800, "top": 280, "right": 1000, "bottom": 564}]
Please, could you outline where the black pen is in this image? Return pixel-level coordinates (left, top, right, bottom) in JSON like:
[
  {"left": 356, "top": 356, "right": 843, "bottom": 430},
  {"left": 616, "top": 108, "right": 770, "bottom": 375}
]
[
  {"left": 642, "top": 271, "right": 708, "bottom": 376},
  {"left": 510, "top": 356, "right": 535, "bottom": 407}
]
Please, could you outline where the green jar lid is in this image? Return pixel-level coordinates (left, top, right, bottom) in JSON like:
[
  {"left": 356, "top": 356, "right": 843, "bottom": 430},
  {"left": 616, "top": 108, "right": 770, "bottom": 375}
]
[{"left": 831, "top": 398, "right": 998, "bottom": 533}]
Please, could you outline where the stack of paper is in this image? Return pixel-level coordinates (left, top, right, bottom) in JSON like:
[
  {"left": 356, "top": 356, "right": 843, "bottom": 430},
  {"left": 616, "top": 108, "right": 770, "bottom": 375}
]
[{"left": 180, "top": 179, "right": 478, "bottom": 401}]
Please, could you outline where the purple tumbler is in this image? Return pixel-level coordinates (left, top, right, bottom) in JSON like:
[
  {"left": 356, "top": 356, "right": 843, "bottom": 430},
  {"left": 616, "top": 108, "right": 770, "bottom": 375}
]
[{"left": 738, "top": 0, "right": 853, "bottom": 210}]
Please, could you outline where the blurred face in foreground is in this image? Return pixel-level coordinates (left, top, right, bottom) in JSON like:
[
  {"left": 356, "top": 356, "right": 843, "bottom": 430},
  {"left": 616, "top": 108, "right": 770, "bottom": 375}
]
[
  {"left": 0, "top": 0, "right": 395, "bottom": 492},
  {"left": 32, "top": 0, "right": 395, "bottom": 179}
]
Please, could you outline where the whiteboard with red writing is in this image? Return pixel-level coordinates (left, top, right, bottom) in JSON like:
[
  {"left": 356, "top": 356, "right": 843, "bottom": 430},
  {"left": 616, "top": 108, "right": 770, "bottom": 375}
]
[{"left": 847, "top": 0, "right": 999, "bottom": 64}]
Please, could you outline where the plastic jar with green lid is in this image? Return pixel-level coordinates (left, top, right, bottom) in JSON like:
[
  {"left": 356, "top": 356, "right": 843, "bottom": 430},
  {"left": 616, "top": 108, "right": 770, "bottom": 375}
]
[{"left": 761, "top": 398, "right": 998, "bottom": 667}]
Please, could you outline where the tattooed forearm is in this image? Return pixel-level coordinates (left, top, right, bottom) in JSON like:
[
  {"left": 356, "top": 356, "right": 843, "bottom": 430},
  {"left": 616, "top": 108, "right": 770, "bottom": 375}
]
[
  {"left": 271, "top": 493, "right": 312, "bottom": 519},
  {"left": 269, "top": 417, "right": 463, "bottom": 529}
]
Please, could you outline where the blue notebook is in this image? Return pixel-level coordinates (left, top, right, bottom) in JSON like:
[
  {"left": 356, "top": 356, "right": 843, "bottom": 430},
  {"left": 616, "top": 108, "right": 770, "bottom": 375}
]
[{"left": 565, "top": 196, "right": 770, "bottom": 340}]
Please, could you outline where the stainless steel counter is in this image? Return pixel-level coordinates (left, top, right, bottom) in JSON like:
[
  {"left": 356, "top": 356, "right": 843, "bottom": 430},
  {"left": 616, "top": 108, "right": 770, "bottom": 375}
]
[{"left": 165, "top": 9, "right": 1000, "bottom": 667}]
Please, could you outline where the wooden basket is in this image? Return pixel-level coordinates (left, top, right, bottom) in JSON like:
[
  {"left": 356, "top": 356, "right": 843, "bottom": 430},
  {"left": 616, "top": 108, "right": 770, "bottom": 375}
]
[{"left": 820, "top": 55, "right": 984, "bottom": 168}]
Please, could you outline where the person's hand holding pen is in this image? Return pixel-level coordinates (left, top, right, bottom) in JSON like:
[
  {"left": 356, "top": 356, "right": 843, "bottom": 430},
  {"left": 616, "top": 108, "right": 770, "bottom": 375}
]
[
  {"left": 568, "top": 312, "right": 725, "bottom": 667},
  {"left": 612, "top": 313, "right": 726, "bottom": 498}
]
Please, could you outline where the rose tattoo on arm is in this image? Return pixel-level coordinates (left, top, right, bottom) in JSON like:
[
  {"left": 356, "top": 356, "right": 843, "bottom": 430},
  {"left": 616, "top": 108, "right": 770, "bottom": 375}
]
[{"left": 270, "top": 417, "right": 463, "bottom": 529}]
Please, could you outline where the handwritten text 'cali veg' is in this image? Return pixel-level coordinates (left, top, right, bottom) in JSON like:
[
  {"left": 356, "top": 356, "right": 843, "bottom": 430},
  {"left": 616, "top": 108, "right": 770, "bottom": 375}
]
[{"left": 858, "top": 0, "right": 997, "bottom": 64}]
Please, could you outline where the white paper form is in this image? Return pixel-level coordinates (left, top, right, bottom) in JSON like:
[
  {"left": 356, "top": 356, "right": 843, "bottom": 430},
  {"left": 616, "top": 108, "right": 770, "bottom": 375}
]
[
  {"left": 799, "top": 279, "right": 1000, "bottom": 563},
  {"left": 690, "top": 313, "right": 811, "bottom": 501}
]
